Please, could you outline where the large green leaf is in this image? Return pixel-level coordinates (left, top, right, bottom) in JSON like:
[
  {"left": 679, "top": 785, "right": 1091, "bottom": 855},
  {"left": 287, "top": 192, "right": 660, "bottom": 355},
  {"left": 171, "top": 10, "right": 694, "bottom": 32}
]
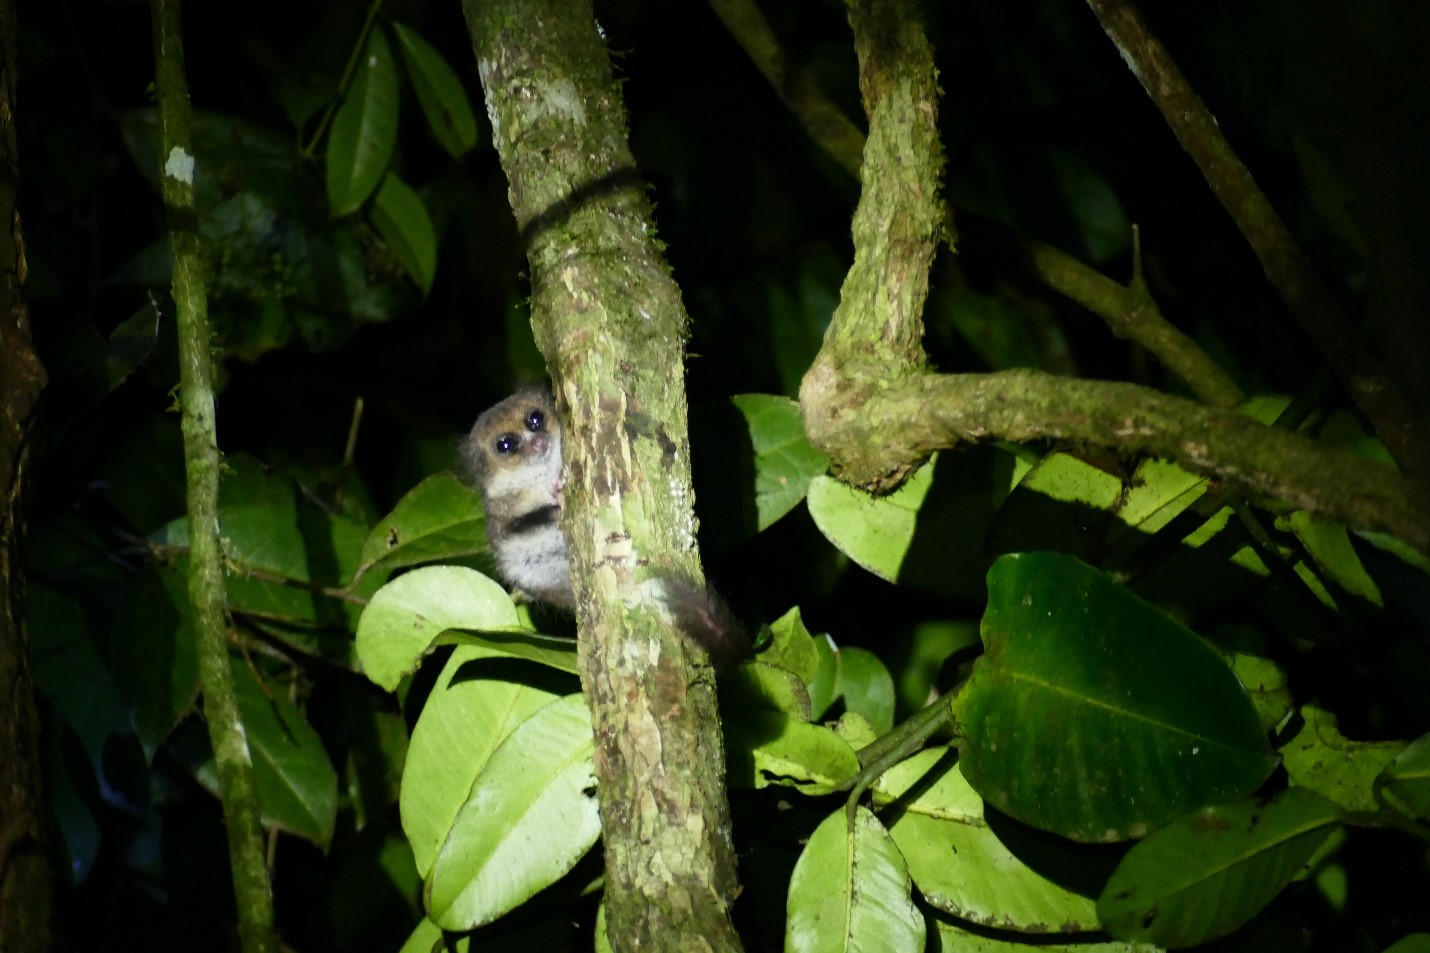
[
  {"left": 402, "top": 646, "right": 571, "bottom": 877},
  {"left": 353, "top": 471, "right": 488, "bottom": 583},
  {"left": 354, "top": 565, "right": 526, "bottom": 691},
  {"left": 389, "top": 21, "right": 478, "bottom": 159},
  {"left": 371, "top": 172, "right": 437, "bottom": 294},
  {"left": 955, "top": 552, "right": 1276, "bottom": 842},
  {"left": 878, "top": 749, "right": 1101, "bottom": 932},
  {"left": 731, "top": 394, "right": 829, "bottom": 531},
  {"left": 188, "top": 660, "right": 339, "bottom": 848},
  {"left": 1281, "top": 705, "right": 1405, "bottom": 814},
  {"left": 427, "top": 693, "right": 598, "bottom": 929},
  {"left": 785, "top": 807, "right": 925, "bottom": 953},
  {"left": 327, "top": 27, "right": 399, "bottom": 215},
  {"left": 1097, "top": 788, "right": 1341, "bottom": 948}
]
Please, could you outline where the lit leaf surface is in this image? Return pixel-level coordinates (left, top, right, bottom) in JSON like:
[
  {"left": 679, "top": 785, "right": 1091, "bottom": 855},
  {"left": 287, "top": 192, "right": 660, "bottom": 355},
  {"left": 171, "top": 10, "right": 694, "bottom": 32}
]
[
  {"left": 427, "top": 694, "right": 598, "bottom": 929},
  {"left": 955, "top": 552, "right": 1276, "bottom": 842},
  {"left": 1098, "top": 789, "right": 1340, "bottom": 948},
  {"left": 786, "top": 807, "right": 925, "bottom": 953}
]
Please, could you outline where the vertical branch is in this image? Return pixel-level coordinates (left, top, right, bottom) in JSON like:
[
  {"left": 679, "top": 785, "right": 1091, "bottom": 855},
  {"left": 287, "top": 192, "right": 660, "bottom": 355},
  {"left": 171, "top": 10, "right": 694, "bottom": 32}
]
[
  {"left": 1084, "top": 0, "right": 1428, "bottom": 475},
  {"left": 149, "top": 2, "right": 276, "bottom": 950},
  {"left": 799, "top": 0, "right": 944, "bottom": 489},
  {"left": 465, "top": 0, "right": 741, "bottom": 948},
  {"left": 0, "top": 0, "right": 55, "bottom": 946}
]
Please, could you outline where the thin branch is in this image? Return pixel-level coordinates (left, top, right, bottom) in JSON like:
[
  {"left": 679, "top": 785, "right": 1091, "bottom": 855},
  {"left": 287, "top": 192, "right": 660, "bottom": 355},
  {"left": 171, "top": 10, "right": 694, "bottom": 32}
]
[
  {"left": 149, "top": 2, "right": 276, "bottom": 950},
  {"left": 1084, "top": 0, "right": 1428, "bottom": 475}
]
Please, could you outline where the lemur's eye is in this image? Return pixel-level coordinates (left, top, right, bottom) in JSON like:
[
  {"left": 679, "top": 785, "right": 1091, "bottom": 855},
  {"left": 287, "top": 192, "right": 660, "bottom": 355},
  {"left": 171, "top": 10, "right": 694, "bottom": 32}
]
[
  {"left": 526, "top": 409, "right": 545, "bottom": 431},
  {"left": 494, "top": 433, "right": 518, "bottom": 454}
]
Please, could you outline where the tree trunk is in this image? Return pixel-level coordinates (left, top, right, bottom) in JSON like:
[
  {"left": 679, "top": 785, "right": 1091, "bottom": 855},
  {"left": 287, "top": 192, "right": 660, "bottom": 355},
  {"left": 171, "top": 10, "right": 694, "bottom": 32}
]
[
  {"left": 463, "top": 1, "right": 742, "bottom": 949},
  {"left": 0, "top": 0, "right": 56, "bottom": 946}
]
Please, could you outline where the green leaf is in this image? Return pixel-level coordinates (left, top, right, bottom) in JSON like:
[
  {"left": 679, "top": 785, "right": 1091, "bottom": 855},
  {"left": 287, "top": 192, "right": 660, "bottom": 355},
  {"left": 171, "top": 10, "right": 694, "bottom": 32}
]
[
  {"left": 1098, "top": 788, "right": 1341, "bottom": 948},
  {"left": 929, "top": 914, "right": 1156, "bottom": 951},
  {"left": 441, "top": 627, "right": 580, "bottom": 675},
  {"left": 105, "top": 301, "right": 161, "bottom": 392},
  {"left": 935, "top": 287, "right": 1045, "bottom": 371},
  {"left": 730, "top": 394, "right": 829, "bottom": 531},
  {"left": 761, "top": 606, "right": 822, "bottom": 688},
  {"left": 1378, "top": 733, "right": 1430, "bottom": 820},
  {"left": 1106, "top": 457, "right": 1207, "bottom": 541},
  {"left": 189, "top": 661, "right": 339, "bottom": 847},
  {"left": 724, "top": 710, "right": 859, "bottom": 795},
  {"left": 327, "top": 27, "right": 399, "bottom": 215},
  {"left": 877, "top": 749, "right": 1101, "bottom": 932},
  {"left": 988, "top": 451, "right": 1123, "bottom": 560},
  {"left": 345, "top": 710, "right": 409, "bottom": 833},
  {"left": 388, "top": 21, "right": 478, "bottom": 159},
  {"left": 719, "top": 661, "right": 813, "bottom": 721},
  {"left": 354, "top": 565, "right": 524, "bottom": 691},
  {"left": 402, "top": 646, "right": 570, "bottom": 877},
  {"left": 1384, "top": 935, "right": 1430, "bottom": 953},
  {"left": 354, "top": 471, "right": 488, "bottom": 583},
  {"left": 1281, "top": 705, "right": 1405, "bottom": 814},
  {"left": 26, "top": 584, "right": 129, "bottom": 768},
  {"left": 832, "top": 647, "right": 895, "bottom": 735},
  {"left": 153, "top": 467, "right": 376, "bottom": 640},
  {"left": 1225, "top": 649, "right": 1294, "bottom": 735},
  {"left": 112, "top": 564, "right": 200, "bottom": 755},
  {"left": 1284, "top": 511, "right": 1383, "bottom": 607},
  {"left": 786, "top": 807, "right": 925, "bottom": 953},
  {"left": 809, "top": 447, "right": 1025, "bottom": 601},
  {"left": 118, "top": 109, "right": 416, "bottom": 357},
  {"left": 1050, "top": 148, "right": 1131, "bottom": 264},
  {"left": 894, "top": 620, "right": 980, "bottom": 716},
  {"left": 371, "top": 172, "right": 437, "bottom": 294},
  {"left": 427, "top": 694, "right": 598, "bottom": 929},
  {"left": 808, "top": 461, "right": 934, "bottom": 585},
  {"left": 955, "top": 552, "right": 1276, "bottom": 842}
]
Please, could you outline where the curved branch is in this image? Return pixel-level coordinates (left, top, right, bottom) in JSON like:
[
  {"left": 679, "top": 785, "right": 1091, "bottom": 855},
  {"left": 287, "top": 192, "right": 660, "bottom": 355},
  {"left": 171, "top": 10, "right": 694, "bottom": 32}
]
[
  {"left": 805, "top": 366, "right": 1429, "bottom": 552},
  {"left": 712, "top": 0, "right": 1239, "bottom": 407}
]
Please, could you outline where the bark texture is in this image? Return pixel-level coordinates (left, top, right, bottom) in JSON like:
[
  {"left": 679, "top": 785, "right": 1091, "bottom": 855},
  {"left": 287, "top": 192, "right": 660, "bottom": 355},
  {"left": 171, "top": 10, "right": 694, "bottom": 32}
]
[
  {"left": 0, "top": 0, "right": 55, "bottom": 946},
  {"left": 464, "top": 0, "right": 741, "bottom": 949}
]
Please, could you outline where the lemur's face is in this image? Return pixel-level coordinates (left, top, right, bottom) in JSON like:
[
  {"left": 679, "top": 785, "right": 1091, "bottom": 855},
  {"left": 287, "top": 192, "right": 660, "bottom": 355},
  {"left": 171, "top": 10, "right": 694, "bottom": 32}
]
[{"left": 463, "top": 387, "right": 563, "bottom": 510}]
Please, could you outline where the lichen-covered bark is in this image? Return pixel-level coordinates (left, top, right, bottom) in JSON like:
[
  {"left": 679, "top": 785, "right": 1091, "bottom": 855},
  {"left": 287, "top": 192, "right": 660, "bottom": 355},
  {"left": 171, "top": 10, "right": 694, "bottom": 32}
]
[
  {"left": 150, "top": 2, "right": 276, "bottom": 950},
  {"left": 0, "top": 0, "right": 55, "bottom": 946},
  {"left": 799, "top": 0, "right": 944, "bottom": 489},
  {"left": 463, "top": 1, "right": 741, "bottom": 950}
]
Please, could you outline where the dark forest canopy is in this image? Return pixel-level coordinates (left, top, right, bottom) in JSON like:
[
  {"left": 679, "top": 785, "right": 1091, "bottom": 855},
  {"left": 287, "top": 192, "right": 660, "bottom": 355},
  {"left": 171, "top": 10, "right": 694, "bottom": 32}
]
[{"left": 8, "top": 0, "right": 1430, "bottom": 950}]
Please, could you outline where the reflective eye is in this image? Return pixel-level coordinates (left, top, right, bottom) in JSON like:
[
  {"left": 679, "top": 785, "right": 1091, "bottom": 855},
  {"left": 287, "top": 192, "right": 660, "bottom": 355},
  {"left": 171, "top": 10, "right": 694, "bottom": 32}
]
[
  {"left": 493, "top": 433, "right": 517, "bottom": 454},
  {"left": 526, "top": 408, "right": 545, "bottom": 431}
]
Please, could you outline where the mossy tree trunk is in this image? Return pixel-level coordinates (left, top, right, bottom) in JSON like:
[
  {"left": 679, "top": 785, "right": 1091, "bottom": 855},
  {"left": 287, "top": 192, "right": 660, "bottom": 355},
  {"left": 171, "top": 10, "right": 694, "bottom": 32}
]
[{"left": 463, "top": 1, "right": 742, "bottom": 950}]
